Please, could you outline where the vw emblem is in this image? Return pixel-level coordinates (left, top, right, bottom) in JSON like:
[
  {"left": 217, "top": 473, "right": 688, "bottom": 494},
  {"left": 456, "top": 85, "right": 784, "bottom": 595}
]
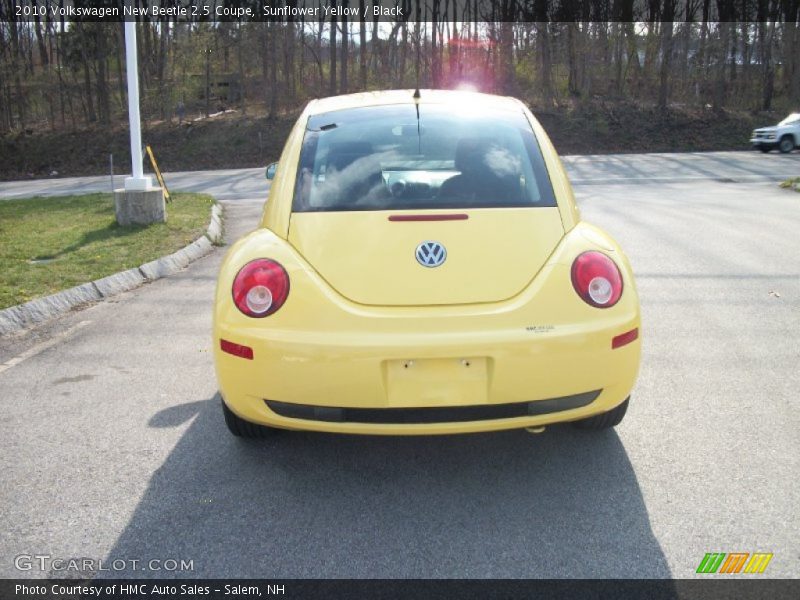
[{"left": 415, "top": 241, "right": 447, "bottom": 268}]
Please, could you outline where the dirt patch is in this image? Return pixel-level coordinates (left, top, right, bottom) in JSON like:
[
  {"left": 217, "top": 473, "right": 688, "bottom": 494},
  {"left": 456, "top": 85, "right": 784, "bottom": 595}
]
[
  {"left": 536, "top": 99, "right": 772, "bottom": 155},
  {"left": 0, "top": 112, "right": 297, "bottom": 181}
]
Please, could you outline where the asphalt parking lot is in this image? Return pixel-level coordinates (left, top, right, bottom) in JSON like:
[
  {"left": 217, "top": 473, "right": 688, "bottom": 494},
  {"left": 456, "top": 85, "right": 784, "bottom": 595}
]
[{"left": 0, "top": 153, "right": 798, "bottom": 578}]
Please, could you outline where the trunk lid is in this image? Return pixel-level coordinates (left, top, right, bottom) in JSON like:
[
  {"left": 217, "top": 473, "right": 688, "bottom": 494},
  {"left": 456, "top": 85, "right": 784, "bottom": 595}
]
[{"left": 288, "top": 208, "right": 564, "bottom": 306}]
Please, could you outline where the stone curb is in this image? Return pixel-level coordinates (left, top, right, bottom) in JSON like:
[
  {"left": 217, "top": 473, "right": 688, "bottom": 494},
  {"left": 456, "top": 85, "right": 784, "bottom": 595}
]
[
  {"left": 207, "top": 203, "right": 223, "bottom": 244},
  {"left": 0, "top": 202, "right": 223, "bottom": 337}
]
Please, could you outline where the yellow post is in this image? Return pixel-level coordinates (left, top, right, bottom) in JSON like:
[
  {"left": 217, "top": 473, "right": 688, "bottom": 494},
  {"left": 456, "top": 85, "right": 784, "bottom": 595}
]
[{"left": 145, "top": 145, "right": 171, "bottom": 203}]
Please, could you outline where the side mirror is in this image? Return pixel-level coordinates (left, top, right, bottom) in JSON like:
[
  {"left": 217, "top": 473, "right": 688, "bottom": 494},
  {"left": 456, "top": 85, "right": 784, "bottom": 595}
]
[{"left": 266, "top": 162, "right": 278, "bottom": 180}]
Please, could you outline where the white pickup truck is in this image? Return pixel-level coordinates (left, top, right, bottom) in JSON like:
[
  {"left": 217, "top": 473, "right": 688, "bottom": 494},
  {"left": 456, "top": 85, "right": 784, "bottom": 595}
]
[{"left": 750, "top": 113, "right": 800, "bottom": 153}]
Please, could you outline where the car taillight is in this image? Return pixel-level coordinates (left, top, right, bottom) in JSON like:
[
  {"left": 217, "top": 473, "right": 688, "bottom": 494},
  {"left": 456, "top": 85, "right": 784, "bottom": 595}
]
[
  {"left": 232, "top": 259, "right": 289, "bottom": 317},
  {"left": 571, "top": 251, "right": 623, "bottom": 308}
]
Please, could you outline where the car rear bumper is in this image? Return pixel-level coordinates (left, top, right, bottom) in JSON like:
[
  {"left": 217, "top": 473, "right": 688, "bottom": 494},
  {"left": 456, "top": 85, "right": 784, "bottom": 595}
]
[{"left": 215, "top": 318, "right": 640, "bottom": 435}]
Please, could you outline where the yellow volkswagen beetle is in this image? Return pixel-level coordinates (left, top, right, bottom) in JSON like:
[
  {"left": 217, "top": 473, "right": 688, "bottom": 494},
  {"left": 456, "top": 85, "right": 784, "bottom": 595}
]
[{"left": 213, "top": 90, "right": 640, "bottom": 437}]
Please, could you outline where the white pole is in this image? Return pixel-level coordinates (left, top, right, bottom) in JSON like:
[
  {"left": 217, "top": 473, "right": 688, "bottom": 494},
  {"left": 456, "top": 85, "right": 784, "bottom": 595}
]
[{"left": 124, "top": 20, "right": 152, "bottom": 191}]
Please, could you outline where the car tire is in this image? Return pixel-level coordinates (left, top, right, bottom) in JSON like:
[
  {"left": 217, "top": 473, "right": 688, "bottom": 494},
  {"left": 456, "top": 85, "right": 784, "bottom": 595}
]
[
  {"left": 571, "top": 397, "right": 629, "bottom": 430},
  {"left": 759, "top": 145, "right": 772, "bottom": 153},
  {"left": 221, "top": 397, "right": 274, "bottom": 438},
  {"left": 778, "top": 136, "right": 795, "bottom": 153}
]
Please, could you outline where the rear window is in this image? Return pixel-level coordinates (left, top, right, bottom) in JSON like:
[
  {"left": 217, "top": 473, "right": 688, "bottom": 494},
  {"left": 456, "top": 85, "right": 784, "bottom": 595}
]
[{"left": 292, "top": 103, "right": 556, "bottom": 212}]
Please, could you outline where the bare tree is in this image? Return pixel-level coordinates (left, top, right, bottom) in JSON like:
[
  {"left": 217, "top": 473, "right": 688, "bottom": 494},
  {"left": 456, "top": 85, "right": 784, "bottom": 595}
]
[
  {"left": 533, "top": 0, "right": 554, "bottom": 106},
  {"left": 329, "top": 16, "right": 337, "bottom": 95},
  {"left": 359, "top": 0, "right": 367, "bottom": 89},
  {"left": 659, "top": 0, "right": 677, "bottom": 111},
  {"left": 3, "top": 2, "right": 800, "bottom": 138},
  {"left": 341, "top": 2, "right": 349, "bottom": 93}
]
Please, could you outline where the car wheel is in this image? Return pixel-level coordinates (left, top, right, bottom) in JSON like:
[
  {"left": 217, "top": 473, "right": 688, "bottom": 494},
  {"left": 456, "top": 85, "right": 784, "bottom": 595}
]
[
  {"left": 221, "top": 397, "right": 274, "bottom": 438},
  {"left": 571, "top": 397, "right": 629, "bottom": 430},
  {"left": 759, "top": 145, "right": 772, "bottom": 153},
  {"left": 778, "top": 136, "right": 795, "bottom": 153}
]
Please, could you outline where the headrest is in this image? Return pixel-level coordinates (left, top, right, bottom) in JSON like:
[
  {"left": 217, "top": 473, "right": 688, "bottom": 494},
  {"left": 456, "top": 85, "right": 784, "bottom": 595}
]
[
  {"left": 454, "top": 138, "right": 493, "bottom": 173},
  {"left": 327, "top": 141, "right": 373, "bottom": 171}
]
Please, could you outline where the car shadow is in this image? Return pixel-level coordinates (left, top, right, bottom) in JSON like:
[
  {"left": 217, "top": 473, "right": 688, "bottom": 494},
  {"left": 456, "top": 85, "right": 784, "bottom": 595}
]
[{"left": 106, "top": 394, "right": 673, "bottom": 579}]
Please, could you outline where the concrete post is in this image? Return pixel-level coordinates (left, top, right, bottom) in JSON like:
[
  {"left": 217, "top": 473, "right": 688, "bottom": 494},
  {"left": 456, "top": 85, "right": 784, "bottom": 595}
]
[{"left": 115, "top": 20, "right": 165, "bottom": 226}]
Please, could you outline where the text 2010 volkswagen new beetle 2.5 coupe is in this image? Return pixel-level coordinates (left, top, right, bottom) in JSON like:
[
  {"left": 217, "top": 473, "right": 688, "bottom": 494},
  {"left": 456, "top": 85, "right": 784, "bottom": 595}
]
[{"left": 213, "top": 90, "right": 641, "bottom": 437}]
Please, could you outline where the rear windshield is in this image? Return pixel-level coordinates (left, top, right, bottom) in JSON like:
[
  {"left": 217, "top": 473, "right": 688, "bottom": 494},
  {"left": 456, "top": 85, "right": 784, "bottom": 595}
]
[{"left": 292, "top": 103, "right": 556, "bottom": 212}]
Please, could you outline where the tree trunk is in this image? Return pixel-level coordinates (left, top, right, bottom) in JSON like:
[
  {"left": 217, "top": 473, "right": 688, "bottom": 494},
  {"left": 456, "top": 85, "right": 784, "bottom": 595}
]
[
  {"left": 316, "top": 16, "right": 325, "bottom": 93},
  {"left": 728, "top": 21, "right": 738, "bottom": 87},
  {"left": 399, "top": 16, "right": 408, "bottom": 88},
  {"left": 75, "top": 23, "right": 97, "bottom": 123},
  {"left": 9, "top": 17, "right": 26, "bottom": 128},
  {"left": 568, "top": 22, "right": 580, "bottom": 97},
  {"left": 237, "top": 23, "right": 246, "bottom": 115},
  {"left": 533, "top": 0, "right": 553, "bottom": 106},
  {"left": 269, "top": 23, "right": 278, "bottom": 117},
  {"left": 449, "top": 18, "right": 459, "bottom": 87},
  {"left": 33, "top": 13, "right": 48, "bottom": 67},
  {"left": 760, "top": 19, "right": 776, "bottom": 111},
  {"left": 713, "top": 22, "right": 730, "bottom": 112},
  {"left": 499, "top": 0, "right": 515, "bottom": 95},
  {"left": 285, "top": 21, "right": 296, "bottom": 104},
  {"left": 371, "top": 5, "right": 380, "bottom": 75},
  {"left": 341, "top": 3, "right": 349, "bottom": 93},
  {"left": 96, "top": 28, "right": 111, "bottom": 124},
  {"left": 414, "top": 20, "right": 421, "bottom": 88},
  {"left": 621, "top": 0, "right": 640, "bottom": 93},
  {"left": 658, "top": 1, "right": 676, "bottom": 112},
  {"left": 536, "top": 23, "right": 554, "bottom": 106},
  {"left": 786, "top": 16, "right": 800, "bottom": 104},
  {"left": 697, "top": 0, "right": 711, "bottom": 103},
  {"left": 205, "top": 40, "right": 211, "bottom": 117},
  {"left": 157, "top": 20, "right": 169, "bottom": 120},
  {"left": 329, "top": 17, "right": 337, "bottom": 95},
  {"left": 116, "top": 23, "right": 126, "bottom": 110},
  {"left": 53, "top": 20, "right": 66, "bottom": 127},
  {"left": 359, "top": 0, "right": 367, "bottom": 89}
]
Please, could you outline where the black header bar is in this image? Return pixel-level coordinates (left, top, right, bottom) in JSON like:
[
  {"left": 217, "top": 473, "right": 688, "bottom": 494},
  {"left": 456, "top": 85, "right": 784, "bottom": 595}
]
[{"left": 2, "top": 0, "right": 783, "bottom": 23}]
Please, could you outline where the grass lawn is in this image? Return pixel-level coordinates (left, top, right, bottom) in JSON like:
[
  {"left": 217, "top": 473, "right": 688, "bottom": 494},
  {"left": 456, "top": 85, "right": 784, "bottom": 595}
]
[
  {"left": 780, "top": 177, "right": 800, "bottom": 191},
  {"left": 0, "top": 192, "right": 215, "bottom": 309}
]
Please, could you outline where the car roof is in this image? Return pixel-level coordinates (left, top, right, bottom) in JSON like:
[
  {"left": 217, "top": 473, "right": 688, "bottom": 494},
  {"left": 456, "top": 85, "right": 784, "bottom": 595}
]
[{"left": 307, "top": 89, "right": 526, "bottom": 115}]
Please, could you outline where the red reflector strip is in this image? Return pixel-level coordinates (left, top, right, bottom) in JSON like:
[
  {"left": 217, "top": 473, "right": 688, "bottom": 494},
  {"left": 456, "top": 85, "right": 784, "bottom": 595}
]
[
  {"left": 388, "top": 214, "right": 468, "bottom": 222},
  {"left": 612, "top": 328, "right": 639, "bottom": 349},
  {"left": 220, "top": 339, "right": 254, "bottom": 360}
]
